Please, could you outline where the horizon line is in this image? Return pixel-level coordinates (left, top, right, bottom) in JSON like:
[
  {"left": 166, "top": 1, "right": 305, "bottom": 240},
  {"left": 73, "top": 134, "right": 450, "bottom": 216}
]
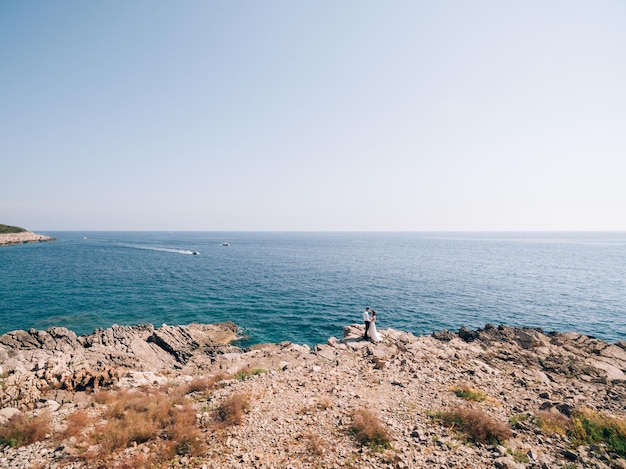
[{"left": 35, "top": 229, "right": 626, "bottom": 233}]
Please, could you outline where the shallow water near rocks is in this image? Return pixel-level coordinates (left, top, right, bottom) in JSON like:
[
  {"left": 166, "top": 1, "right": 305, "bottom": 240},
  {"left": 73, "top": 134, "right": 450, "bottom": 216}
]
[{"left": 1, "top": 231, "right": 625, "bottom": 346}]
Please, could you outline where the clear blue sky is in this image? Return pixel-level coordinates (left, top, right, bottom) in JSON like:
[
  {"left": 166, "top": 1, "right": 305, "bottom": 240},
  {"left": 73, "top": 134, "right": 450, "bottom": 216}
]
[{"left": 1, "top": 1, "right": 625, "bottom": 231}]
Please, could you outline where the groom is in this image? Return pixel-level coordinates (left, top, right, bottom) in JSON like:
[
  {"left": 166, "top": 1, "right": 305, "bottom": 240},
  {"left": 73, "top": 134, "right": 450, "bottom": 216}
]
[{"left": 362, "top": 307, "right": 371, "bottom": 340}]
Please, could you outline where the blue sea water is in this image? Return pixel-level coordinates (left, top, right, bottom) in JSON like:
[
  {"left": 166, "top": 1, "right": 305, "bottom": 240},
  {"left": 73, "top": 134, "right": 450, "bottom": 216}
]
[{"left": 1, "top": 232, "right": 625, "bottom": 347}]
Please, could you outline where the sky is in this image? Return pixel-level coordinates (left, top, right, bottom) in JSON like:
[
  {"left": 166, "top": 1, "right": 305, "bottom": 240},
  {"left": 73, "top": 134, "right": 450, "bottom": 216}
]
[{"left": 1, "top": 1, "right": 625, "bottom": 231}]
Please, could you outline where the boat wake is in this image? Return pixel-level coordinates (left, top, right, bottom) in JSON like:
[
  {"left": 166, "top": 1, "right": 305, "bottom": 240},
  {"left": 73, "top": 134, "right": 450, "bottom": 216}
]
[{"left": 122, "top": 245, "right": 199, "bottom": 255}]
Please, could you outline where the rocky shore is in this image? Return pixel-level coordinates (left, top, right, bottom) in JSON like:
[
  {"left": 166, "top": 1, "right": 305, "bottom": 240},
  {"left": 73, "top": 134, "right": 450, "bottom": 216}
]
[
  {"left": 1, "top": 322, "right": 625, "bottom": 468},
  {"left": 0, "top": 231, "right": 56, "bottom": 246}
]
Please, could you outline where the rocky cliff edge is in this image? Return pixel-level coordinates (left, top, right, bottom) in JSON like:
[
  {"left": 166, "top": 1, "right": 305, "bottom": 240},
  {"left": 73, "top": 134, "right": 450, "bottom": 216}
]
[{"left": 1, "top": 322, "right": 625, "bottom": 468}]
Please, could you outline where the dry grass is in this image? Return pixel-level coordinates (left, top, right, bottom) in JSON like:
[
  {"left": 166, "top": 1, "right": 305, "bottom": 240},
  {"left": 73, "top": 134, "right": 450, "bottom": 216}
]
[
  {"left": 298, "top": 397, "right": 334, "bottom": 415},
  {"left": 533, "top": 407, "right": 626, "bottom": 457},
  {"left": 93, "top": 389, "right": 116, "bottom": 404},
  {"left": 183, "top": 377, "right": 215, "bottom": 394},
  {"left": 350, "top": 408, "right": 392, "bottom": 452},
  {"left": 451, "top": 383, "right": 487, "bottom": 402},
  {"left": 114, "top": 453, "right": 155, "bottom": 469},
  {"left": 62, "top": 410, "right": 92, "bottom": 439},
  {"left": 435, "top": 407, "right": 512, "bottom": 445},
  {"left": 58, "top": 387, "right": 205, "bottom": 466},
  {"left": 535, "top": 410, "right": 569, "bottom": 435},
  {"left": 299, "top": 430, "right": 326, "bottom": 456},
  {"left": 216, "top": 392, "right": 251, "bottom": 426},
  {"left": 570, "top": 408, "right": 626, "bottom": 457},
  {"left": 317, "top": 397, "right": 333, "bottom": 410},
  {"left": 180, "top": 372, "right": 231, "bottom": 395},
  {"left": 50, "top": 377, "right": 254, "bottom": 467},
  {"left": 0, "top": 412, "right": 51, "bottom": 448},
  {"left": 96, "top": 388, "right": 201, "bottom": 454},
  {"left": 234, "top": 366, "right": 266, "bottom": 381}
]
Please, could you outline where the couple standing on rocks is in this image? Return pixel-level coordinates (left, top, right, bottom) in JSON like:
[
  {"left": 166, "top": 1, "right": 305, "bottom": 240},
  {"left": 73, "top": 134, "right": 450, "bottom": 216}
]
[{"left": 362, "top": 307, "right": 382, "bottom": 342}]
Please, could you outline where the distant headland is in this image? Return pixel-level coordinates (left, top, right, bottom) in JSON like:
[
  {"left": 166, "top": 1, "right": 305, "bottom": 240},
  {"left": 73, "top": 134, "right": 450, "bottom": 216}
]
[{"left": 0, "top": 224, "right": 56, "bottom": 246}]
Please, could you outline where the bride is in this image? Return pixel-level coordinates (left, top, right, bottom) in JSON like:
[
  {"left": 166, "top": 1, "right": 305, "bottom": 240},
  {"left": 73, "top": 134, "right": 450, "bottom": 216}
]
[{"left": 368, "top": 310, "right": 382, "bottom": 342}]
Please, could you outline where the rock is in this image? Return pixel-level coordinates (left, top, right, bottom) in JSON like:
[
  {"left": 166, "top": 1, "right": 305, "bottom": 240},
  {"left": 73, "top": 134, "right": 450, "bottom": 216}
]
[
  {"left": 612, "top": 458, "right": 626, "bottom": 469},
  {"left": 459, "top": 327, "right": 480, "bottom": 342},
  {"left": 0, "top": 407, "right": 20, "bottom": 423},
  {"left": 516, "top": 330, "right": 545, "bottom": 349},
  {"left": 494, "top": 456, "right": 517, "bottom": 469},
  {"left": 314, "top": 345, "right": 337, "bottom": 361},
  {"left": 0, "top": 231, "right": 55, "bottom": 246},
  {"left": 0, "top": 322, "right": 241, "bottom": 408},
  {"left": 563, "top": 449, "right": 579, "bottom": 461},
  {"left": 586, "top": 358, "right": 625, "bottom": 381},
  {"left": 42, "top": 400, "right": 60, "bottom": 412},
  {"left": 2, "top": 321, "right": 626, "bottom": 468},
  {"left": 494, "top": 445, "right": 509, "bottom": 456},
  {"left": 526, "top": 448, "right": 539, "bottom": 461},
  {"left": 148, "top": 325, "right": 198, "bottom": 363},
  {"left": 432, "top": 330, "right": 456, "bottom": 342},
  {"left": 598, "top": 343, "right": 626, "bottom": 362},
  {"left": 555, "top": 402, "right": 574, "bottom": 417},
  {"left": 116, "top": 371, "right": 169, "bottom": 388}
]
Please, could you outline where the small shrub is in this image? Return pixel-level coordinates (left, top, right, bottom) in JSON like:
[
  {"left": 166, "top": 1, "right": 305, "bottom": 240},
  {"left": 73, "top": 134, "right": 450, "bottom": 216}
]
[
  {"left": 164, "top": 405, "right": 204, "bottom": 457},
  {"left": 297, "top": 405, "right": 313, "bottom": 415},
  {"left": 93, "top": 389, "right": 115, "bottom": 404},
  {"left": 88, "top": 387, "right": 204, "bottom": 461},
  {"left": 0, "top": 412, "right": 51, "bottom": 447},
  {"left": 317, "top": 397, "right": 333, "bottom": 410},
  {"left": 509, "top": 448, "right": 530, "bottom": 463},
  {"left": 350, "top": 408, "right": 392, "bottom": 452},
  {"left": 62, "top": 410, "right": 92, "bottom": 439},
  {"left": 181, "top": 377, "right": 215, "bottom": 395},
  {"left": 0, "top": 224, "right": 26, "bottom": 234},
  {"left": 509, "top": 413, "right": 531, "bottom": 426},
  {"left": 216, "top": 392, "right": 251, "bottom": 426},
  {"left": 234, "top": 366, "right": 266, "bottom": 381},
  {"left": 299, "top": 431, "right": 325, "bottom": 456},
  {"left": 570, "top": 408, "right": 626, "bottom": 457},
  {"left": 434, "top": 407, "right": 512, "bottom": 445},
  {"left": 452, "top": 383, "right": 486, "bottom": 402},
  {"left": 535, "top": 410, "right": 569, "bottom": 435},
  {"left": 115, "top": 453, "right": 156, "bottom": 469},
  {"left": 178, "top": 373, "right": 231, "bottom": 395}
]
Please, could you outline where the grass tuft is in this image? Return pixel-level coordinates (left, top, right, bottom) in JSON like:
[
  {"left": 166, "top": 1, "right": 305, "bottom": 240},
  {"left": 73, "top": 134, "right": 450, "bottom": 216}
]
[
  {"left": 533, "top": 407, "right": 626, "bottom": 457},
  {"left": 433, "top": 407, "right": 512, "bottom": 445},
  {"left": 569, "top": 408, "right": 626, "bottom": 457},
  {"left": 298, "top": 430, "right": 326, "bottom": 456},
  {"left": 85, "top": 387, "right": 204, "bottom": 462},
  {"left": 234, "top": 366, "right": 266, "bottom": 381},
  {"left": 317, "top": 397, "right": 333, "bottom": 410},
  {"left": 350, "top": 408, "right": 392, "bottom": 452},
  {"left": 0, "top": 412, "right": 51, "bottom": 448},
  {"left": 182, "top": 377, "right": 215, "bottom": 394},
  {"left": 62, "top": 410, "right": 92, "bottom": 439},
  {"left": 451, "top": 383, "right": 487, "bottom": 402},
  {"left": 509, "top": 413, "right": 531, "bottom": 427},
  {"left": 535, "top": 410, "right": 569, "bottom": 435},
  {"left": 216, "top": 392, "right": 251, "bottom": 426}
]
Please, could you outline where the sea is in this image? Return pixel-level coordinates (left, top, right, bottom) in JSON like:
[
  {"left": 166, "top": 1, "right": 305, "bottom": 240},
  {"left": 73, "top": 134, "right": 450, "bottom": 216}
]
[{"left": 1, "top": 232, "right": 625, "bottom": 347}]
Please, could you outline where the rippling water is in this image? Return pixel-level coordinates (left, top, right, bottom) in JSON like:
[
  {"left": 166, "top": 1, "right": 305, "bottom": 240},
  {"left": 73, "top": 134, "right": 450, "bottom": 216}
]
[{"left": 1, "top": 232, "right": 625, "bottom": 346}]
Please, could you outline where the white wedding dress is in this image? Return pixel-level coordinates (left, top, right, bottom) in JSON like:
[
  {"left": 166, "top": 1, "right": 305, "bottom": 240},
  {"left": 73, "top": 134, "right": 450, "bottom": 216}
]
[{"left": 368, "top": 319, "right": 382, "bottom": 342}]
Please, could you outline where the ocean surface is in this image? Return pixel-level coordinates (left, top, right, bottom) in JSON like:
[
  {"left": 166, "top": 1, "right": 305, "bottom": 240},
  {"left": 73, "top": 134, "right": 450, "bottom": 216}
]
[{"left": 1, "top": 232, "right": 625, "bottom": 347}]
